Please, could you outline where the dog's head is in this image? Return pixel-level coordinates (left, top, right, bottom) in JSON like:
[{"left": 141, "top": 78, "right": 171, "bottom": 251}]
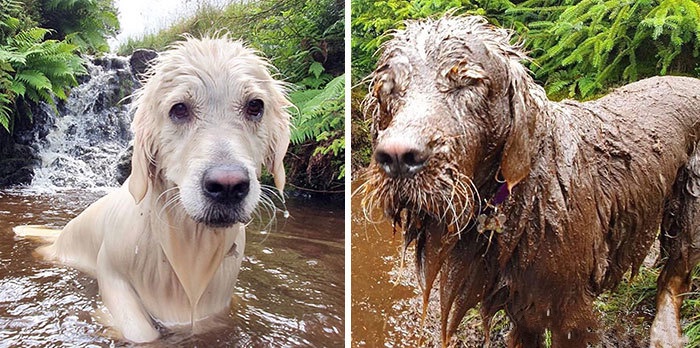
[
  {"left": 363, "top": 15, "right": 545, "bottom": 229},
  {"left": 128, "top": 37, "right": 291, "bottom": 227}
]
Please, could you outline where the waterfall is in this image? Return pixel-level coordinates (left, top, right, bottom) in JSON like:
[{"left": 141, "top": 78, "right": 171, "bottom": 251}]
[{"left": 29, "top": 56, "right": 135, "bottom": 191}]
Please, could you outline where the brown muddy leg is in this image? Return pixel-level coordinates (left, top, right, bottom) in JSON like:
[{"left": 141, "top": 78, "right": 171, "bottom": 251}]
[
  {"left": 550, "top": 329, "right": 596, "bottom": 348},
  {"left": 650, "top": 261, "right": 693, "bottom": 348},
  {"left": 651, "top": 158, "right": 700, "bottom": 348},
  {"left": 548, "top": 298, "right": 599, "bottom": 348},
  {"left": 507, "top": 326, "right": 544, "bottom": 348}
]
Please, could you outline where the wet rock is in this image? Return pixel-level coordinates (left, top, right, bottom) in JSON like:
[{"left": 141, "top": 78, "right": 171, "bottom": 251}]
[
  {"left": 130, "top": 49, "right": 158, "bottom": 82},
  {"left": 0, "top": 160, "right": 35, "bottom": 186},
  {"left": 0, "top": 142, "right": 40, "bottom": 186},
  {"left": 93, "top": 56, "right": 127, "bottom": 70},
  {"left": 115, "top": 143, "right": 133, "bottom": 185},
  {"left": 0, "top": 104, "right": 49, "bottom": 187},
  {"left": 0, "top": 53, "right": 140, "bottom": 188}
]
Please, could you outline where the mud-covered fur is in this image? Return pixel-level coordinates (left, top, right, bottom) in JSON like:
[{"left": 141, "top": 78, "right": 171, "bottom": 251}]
[{"left": 360, "top": 15, "right": 700, "bottom": 347}]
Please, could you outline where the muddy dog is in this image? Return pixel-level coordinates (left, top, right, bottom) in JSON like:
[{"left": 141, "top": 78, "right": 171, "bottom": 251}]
[
  {"left": 360, "top": 15, "right": 700, "bottom": 347},
  {"left": 15, "top": 37, "right": 291, "bottom": 342}
]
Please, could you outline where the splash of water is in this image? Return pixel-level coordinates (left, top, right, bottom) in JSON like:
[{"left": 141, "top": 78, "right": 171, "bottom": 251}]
[{"left": 30, "top": 56, "right": 135, "bottom": 192}]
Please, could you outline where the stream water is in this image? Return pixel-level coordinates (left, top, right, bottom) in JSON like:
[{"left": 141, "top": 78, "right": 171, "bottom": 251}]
[
  {"left": 0, "top": 189, "right": 344, "bottom": 347},
  {"left": 350, "top": 181, "right": 422, "bottom": 347}
]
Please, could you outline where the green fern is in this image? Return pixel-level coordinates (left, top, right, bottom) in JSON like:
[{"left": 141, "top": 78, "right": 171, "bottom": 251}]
[
  {"left": 290, "top": 74, "right": 344, "bottom": 144},
  {"left": 289, "top": 73, "right": 345, "bottom": 179},
  {"left": 0, "top": 5, "right": 85, "bottom": 132},
  {"left": 524, "top": 0, "right": 700, "bottom": 99}
]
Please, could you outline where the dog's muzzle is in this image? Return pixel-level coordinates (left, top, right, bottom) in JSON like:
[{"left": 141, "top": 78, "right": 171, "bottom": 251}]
[
  {"left": 374, "top": 139, "right": 431, "bottom": 178},
  {"left": 202, "top": 164, "right": 250, "bottom": 205},
  {"left": 199, "top": 164, "right": 251, "bottom": 227}
]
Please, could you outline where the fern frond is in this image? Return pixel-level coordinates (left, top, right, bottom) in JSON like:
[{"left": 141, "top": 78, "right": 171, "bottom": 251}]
[{"left": 14, "top": 70, "right": 52, "bottom": 93}]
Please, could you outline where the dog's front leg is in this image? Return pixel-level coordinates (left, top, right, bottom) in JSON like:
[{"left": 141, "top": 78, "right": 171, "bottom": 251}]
[{"left": 97, "top": 249, "right": 159, "bottom": 343}]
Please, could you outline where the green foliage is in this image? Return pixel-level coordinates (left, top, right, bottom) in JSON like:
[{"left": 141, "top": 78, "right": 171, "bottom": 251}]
[
  {"left": 352, "top": 0, "right": 700, "bottom": 99},
  {"left": 38, "top": 0, "right": 119, "bottom": 54},
  {"left": 681, "top": 267, "right": 700, "bottom": 347},
  {"left": 290, "top": 73, "right": 345, "bottom": 179},
  {"left": 118, "top": 0, "right": 343, "bottom": 82},
  {"left": 525, "top": 0, "right": 700, "bottom": 99},
  {"left": 0, "top": 0, "right": 86, "bottom": 132}
]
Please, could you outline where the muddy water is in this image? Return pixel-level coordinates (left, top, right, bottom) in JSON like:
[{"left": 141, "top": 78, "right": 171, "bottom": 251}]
[
  {"left": 350, "top": 182, "right": 423, "bottom": 347},
  {"left": 0, "top": 189, "right": 343, "bottom": 347}
]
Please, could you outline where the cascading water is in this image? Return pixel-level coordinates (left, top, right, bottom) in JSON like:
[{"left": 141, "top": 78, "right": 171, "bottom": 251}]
[{"left": 30, "top": 56, "right": 135, "bottom": 191}]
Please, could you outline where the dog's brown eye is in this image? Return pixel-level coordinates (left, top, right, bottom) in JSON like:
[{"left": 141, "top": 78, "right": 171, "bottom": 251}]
[
  {"left": 169, "top": 103, "right": 190, "bottom": 122},
  {"left": 245, "top": 99, "right": 264, "bottom": 121}
]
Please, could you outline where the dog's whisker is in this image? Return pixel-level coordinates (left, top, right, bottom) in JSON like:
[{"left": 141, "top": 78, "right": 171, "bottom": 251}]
[
  {"left": 155, "top": 186, "right": 180, "bottom": 205},
  {"left": 154, "top": 192, "right": 184, "bottom": 229}
]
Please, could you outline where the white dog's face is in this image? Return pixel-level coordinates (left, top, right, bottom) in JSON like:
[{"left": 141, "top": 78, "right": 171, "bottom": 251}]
[{"left": 128, "top": 37, "right": 291, "bottom": 227}]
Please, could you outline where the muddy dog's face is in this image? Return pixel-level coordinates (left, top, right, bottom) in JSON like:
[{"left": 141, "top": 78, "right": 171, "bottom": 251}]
[
  {"left": 363, "top": 16, "right": 538, "bottom": 231},
  {"left": 128, "top": 37, "right": 291, "bottom": 227}
]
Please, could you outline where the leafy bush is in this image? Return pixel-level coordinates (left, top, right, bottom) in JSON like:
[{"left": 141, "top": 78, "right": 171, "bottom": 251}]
[
  {"left": 352, "top": 0, "right": 700, "bottom": 99},
  {"left": 0, "top": 0, "right": 86, "bottom": 132},
  {"left": 524, "top": 0, "right": 700, "bottom": 99},
  {"left": 37, "top": 0, "right": 119, "bottom": 54},
  {"left": 290, "top": 71, "right": 345, "bottom": 179},
  {"left": 118, "top": 0, "right": 343, "bottom": 82}
]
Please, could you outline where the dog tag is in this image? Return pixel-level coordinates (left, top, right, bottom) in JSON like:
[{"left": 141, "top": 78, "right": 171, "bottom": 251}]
[{"left": 476, "top": 211, "right": 506, "bottom": 234}]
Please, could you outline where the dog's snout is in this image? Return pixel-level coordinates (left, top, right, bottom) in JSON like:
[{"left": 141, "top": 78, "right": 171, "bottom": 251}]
[
  {"left": 375, "top": 141, "right": 430, "bottom": 178},
  {"left": 202, "top": 165, "right": 250, "bottom": 205}
]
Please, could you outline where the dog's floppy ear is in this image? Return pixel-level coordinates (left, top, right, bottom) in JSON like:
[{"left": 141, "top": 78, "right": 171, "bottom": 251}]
[
  {"left": 128, "top": 107, "right": 156, "bottom": 204},
  {"left": 500, "top": 63, "right": 538, "bottom": 191},
  {"left": 270, "top": 127, "right": 290, "bottom": 196},
  {"left": 265, "top": 92, "right": 291, "bottom": 196}
]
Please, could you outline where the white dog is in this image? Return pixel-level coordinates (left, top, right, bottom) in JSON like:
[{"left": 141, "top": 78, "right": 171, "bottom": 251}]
[{"left": 14, "top": 37, "right": 291, "bottom": 343}]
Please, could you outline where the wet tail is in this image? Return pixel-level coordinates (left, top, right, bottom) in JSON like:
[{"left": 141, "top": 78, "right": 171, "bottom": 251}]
[{"left": 13, "top": 225, "right": 61, "bottom": 241}]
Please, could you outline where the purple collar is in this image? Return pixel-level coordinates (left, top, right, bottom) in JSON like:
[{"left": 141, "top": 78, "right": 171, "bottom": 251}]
[{"left": 491, "top": 183, "right": 510, "bottom": 205}]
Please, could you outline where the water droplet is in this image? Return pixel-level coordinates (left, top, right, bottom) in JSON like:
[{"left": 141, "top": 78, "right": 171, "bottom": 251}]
[{"left": 283, "top": 210, "right": 290, "bottom": 219}]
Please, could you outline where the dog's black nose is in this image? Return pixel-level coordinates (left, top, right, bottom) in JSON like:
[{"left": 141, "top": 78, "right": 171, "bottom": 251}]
[
  {"left": 374, "top": 141, "right": 430, "bottom": 178},
  {"left": 202, "top": 165, "right": 250, "bottom": 205}
]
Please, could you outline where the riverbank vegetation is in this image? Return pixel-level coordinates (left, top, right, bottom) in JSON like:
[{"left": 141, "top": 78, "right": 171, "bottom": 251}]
[
  {"left": 0, "top": 0, "right": 117, "bottom": 132},
  {"left": 119, "top": 0, "right": 345, "bottom": 194},
  {"left": 351, "top": 0, "right": 700, "bottom": 346}
]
